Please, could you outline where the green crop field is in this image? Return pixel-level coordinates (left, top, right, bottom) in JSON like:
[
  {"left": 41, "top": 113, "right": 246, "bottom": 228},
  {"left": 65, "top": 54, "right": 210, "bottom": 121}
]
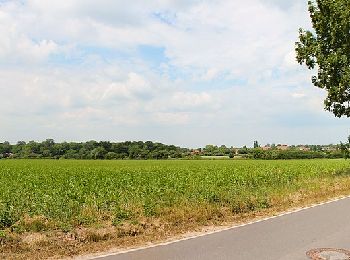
[
  {"left": 1, "top": 159, "right": 350, "bottom": 258},
  {"left": 1, "top": 159, "right": 350, "bottom": 230}
]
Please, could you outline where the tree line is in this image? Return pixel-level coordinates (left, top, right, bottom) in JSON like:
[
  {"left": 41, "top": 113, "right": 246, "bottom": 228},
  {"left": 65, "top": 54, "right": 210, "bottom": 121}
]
[
  {"left": 248, "top": 149, "right": 342, "bottom": 160},
  {"left": 0, "top": 139, "right": 188, "bottom": 160},
  {"left": 0, "top": 139, "right": 346, "bottom": 160}
]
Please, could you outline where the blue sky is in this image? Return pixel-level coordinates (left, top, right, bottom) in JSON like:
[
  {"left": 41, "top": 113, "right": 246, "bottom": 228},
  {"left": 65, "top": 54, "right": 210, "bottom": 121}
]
[{"left": 0, "top": 0, "right": 348, "bottom": 147}]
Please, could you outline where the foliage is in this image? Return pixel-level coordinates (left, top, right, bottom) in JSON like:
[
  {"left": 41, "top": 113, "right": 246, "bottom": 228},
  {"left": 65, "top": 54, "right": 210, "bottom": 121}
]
[
  {"left": 202, "top": 145, "right": 232, "bottom": 156},
  {"left": 296, "top": 0, "right": 350, "bottom": 117},
  {"left": 0, "top": 140, "right": 343, "bottom": 160},
  {"left": 247, "top": 148, "right": 341, "bottom": 160},
  {"left": 0, "top": 140, "right": 186, "bottom": 160},
  {"left": 253, "top": 141, "right": 259, "bottom": 148},
  {"left": 340, "top": 136, "right": 350, "bottom": 159},
  {"left": 0, "top": 203, "right": 16, "bottom": 229}
]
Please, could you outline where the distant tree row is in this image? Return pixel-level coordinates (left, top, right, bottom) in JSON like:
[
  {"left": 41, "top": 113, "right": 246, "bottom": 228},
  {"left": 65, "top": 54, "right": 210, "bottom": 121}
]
[
  {"left": 0, "top": 140, "right": 345, "bottom": 160},
  {"left": 0, "top": 140, "right": 188, "bottom": 160},
  {"left": 200, "top": 145, "right": 233, "bottom": 156},
  {"left": 199, "top": 144, "right": 343, "bottom": 160},
  {"left": 248, "top": 149, "right": 343, "bottom": 160}
]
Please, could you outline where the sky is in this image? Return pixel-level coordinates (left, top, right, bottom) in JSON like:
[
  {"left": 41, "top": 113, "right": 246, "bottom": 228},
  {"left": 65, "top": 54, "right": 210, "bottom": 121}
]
[{"left": 0, "top": 0, "right": 349, "bottom": 148}]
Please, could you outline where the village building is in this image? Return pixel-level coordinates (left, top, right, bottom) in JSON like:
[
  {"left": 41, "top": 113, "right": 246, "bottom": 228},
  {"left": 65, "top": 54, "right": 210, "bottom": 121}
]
[{"left": 276, "top": 144, "right": 289, "bottom": 151}]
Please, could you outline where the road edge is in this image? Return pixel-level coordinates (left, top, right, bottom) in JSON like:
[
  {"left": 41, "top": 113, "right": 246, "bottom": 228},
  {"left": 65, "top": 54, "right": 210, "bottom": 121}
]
[{"left": 77, "top": 194, "right": 350, "bottom": 260}]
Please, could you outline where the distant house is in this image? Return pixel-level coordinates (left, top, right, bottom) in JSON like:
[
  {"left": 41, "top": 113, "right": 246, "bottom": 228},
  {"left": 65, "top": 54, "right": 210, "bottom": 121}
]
[
  {"left": 190, "top": 149, "right": 201, "bottom": 155},
  {"left": 231, "top": 148, "right": 239, "bottom": 155},
  {"left": 324, "top": 146, "right": 337, "bottom": 152},
  {"left": 298, "top": 146, "right": 310, "bottom": 151},
  {"left": 262, "top": 145, "right": 271, "bottom": 151},
  {"left": 276, "top": 144, "right": 289, "bottom": 151}
]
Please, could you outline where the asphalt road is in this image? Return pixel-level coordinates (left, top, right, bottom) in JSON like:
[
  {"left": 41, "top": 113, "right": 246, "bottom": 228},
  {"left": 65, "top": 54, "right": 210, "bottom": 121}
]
[{"left": 94, "top": 197, "right": 350, "bottom": 260}]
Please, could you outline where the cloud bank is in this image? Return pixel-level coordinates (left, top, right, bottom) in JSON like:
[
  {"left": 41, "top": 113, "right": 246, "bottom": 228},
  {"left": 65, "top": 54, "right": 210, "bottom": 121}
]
[{"left": 0, "top": 0, "right": 348, "bottom": 147}]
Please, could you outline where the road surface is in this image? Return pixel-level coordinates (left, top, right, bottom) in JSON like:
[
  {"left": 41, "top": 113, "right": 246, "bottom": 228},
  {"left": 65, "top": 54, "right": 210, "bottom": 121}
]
[{"left": 94, "top": 197, "right": 350, "bottom": 260}]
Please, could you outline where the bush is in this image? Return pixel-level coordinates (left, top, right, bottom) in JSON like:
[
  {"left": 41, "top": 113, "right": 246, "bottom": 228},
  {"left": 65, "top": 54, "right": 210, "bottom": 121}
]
[{"left": 0, "top": 204, "right": 16, "bottom": 229}]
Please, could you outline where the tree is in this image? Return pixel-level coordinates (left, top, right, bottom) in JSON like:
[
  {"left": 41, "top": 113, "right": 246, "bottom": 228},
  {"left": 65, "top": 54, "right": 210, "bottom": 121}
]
[
  {"left": 0, "top": 141, "right": 11, "bottom": 156},
  {"left": 253, "top": 141, "right": 259, "bottom": 148},
  {"left": 106, "top": 152, "right": 118, "bottom": 160},
  {"left": 91, "top": 147, "right": 107, "bottom": 160},
  {"left": 40, "top": 139, "right": 55, "bottom": 157},
  {"left": 340, "top": 135, "right": 350, "bottom": 159},
  {"left": 296, "top": 0, "right": 350, "bottom": 117}
]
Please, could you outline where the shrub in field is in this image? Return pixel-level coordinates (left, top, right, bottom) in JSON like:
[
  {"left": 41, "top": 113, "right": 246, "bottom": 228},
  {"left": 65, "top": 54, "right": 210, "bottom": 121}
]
[{"left": 0, "top": 203, "right": 17, "bottom": 229}]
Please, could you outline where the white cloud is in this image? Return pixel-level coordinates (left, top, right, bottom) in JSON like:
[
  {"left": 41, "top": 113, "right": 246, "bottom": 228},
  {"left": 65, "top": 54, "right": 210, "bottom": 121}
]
[
  {"left": 0, "top": 6, "right": 58, "bottom": 64},
  {"left": 201, "top": 68, "right": 219, "bottom": 81},
  {"left": 291, "top": 93, "right": 306, "bottom": 99},
  {"left": 171, "top": 92, "right": 212, "bottom": 108},
  {"left": 99, "top": 72, "right": 152, "bottom": 101},
  {"left": 153, "top": 112, "right": 190, "bottom": 125}
]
